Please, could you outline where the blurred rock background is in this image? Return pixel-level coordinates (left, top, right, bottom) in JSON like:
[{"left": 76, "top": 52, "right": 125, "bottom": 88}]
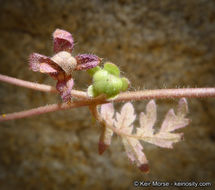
[{"left": 0, "top": 0, "right": 215, "bottom": 189}]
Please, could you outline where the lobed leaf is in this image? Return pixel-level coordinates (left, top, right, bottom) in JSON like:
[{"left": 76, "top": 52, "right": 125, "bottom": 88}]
[
  {"left": 115, "top": 102, "right": 136, "bottom": 131},
  {"left": 177, "top": 98, "right": 189, "bottom": 117},
  {"left": 122, "top": 136, "right": 149, "bottom": 173},
  {"left": 137, "top": 98, "right": 189, "bottom": 149},
  {"left": 114, "top": 103, "right": 149, "bottom": 172},
  {"left": 138, "top": 100, "right": 157, "bottom": 136},
  {"left": 99, "top": 103, "right": 115, "bottom": 154},
  {"left": 96, "top": 98, "right": 189, "bottom": 172}
]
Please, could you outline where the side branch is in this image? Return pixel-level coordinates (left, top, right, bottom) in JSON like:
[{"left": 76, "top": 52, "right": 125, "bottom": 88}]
[
  {"left": 0, "top": 96, "right": 106, "bottom": 122},
  {"left": 0, "top": 74, "right": 57, "bottom": 93}
]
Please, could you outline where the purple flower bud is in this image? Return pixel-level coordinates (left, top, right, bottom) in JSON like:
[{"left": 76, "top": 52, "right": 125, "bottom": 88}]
[
  {"left": 53, "top": 29, "right": 74, "bottom": 53},
  {"left": 75, "top": 54, "right": 101, "bottom": 70}
]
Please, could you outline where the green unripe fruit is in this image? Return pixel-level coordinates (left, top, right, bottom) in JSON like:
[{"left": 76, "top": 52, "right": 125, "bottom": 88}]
[
  {"left": 93, "top": 74, "right": 122, "bottom": 97},
  {"left": 103, "top": 62, "right": 120, "bottom": 76},
  {"left": 87, "top": 62, "right": 130, "bottom": 99},
  {"left": 121, "top": 77, "right": 130, "bottom": 91},
  {"left": 93, "top": 70, "right": 109, "bottom": 82},
  {"left": 87, "top": 66, "right": 101, "bottom": 76}
]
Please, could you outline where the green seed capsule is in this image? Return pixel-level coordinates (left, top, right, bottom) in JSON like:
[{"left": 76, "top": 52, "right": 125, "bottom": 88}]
[
  {"left": 93, "top": 70, "right": 109, "bottom": 82},
  {"left": 87, "top": 66, "right": 101, "bottom": 76},
  {"left": 103, "top": 62, "right": 120, "bottom": 76},
  {"left": 93, "top": 74, "right": 122, "bottom": 97},
  {"left": 88, "top": 62, "right": 130, "bottom": 98},
  {"left": 121, "top": 77, "right": 130, "bottom": 91}
]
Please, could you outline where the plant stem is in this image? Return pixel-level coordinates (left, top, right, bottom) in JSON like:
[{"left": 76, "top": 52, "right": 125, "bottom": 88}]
[
  {"left": 117, "top": 88, "right": 215, "bottom": 101},
  {"left": 72, "top": 87, "right": 215, "bottom": 101},
  {"left": 1, "top": 74, "right": 215, "bottom": 99},
  {"left": 1, "top": 88, "right": 215, "bottom": 122},
  {"left": 0, "top": 99, "right": 188, "bottom": 143},
  {"left": 65, "top": 88, "right": 215, "bottom": 101},
  {"left": 70, "top": 90, "right": 88, "bottom": 99},
  {"left": 0, "top": 74, "right": 57, "bottom": 93},
  {"left": 1, "top": 74, "right": 215, "bottom": 122},
  {"left": 0, "top": 96, "right": 106, "bottom": 122},
  {"left": 0, "top": 74, "right": 90, "bottom": 99},
  {"left": 0, "top": 103, "right": 68, "bottom": 121}
]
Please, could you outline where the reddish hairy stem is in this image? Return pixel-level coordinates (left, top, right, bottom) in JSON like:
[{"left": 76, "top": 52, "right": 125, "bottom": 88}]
[
  {"left": 1, "top": 74, "right": 215, "bottom": 122},
  {"left": 117, "top": 88, "right": 215, "bottom": 101},
  {"left": 0, "top": 104, "right": 68, "bottom": 121},
  {"left": 0, "top": 74, "right": 57, "bottom": 93},
  {"left": 0, "top": 96, "right": 106, "bottom": 122},
  {"left": 1, "top": 87, "right": 215, "bottom": 122},
  {"left": 0, "top": 74, "right": 89, "bottom": 99},
  {"left": 1, "top": 74, "right": 215, "bottom": 99}
]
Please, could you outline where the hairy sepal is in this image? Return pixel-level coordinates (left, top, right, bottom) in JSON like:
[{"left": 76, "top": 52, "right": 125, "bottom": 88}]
[
  {"left": 29, "top": 53, "right": 61, "bottom": 74},
  {"left": 75, "top": 54, "right": 101, "bottom": 70},
  {"left": 53, "top": 29, "right": 74, "bottom": 53},
  {"left": 56, "top": 78, "right": 74, "bottom": 102}
]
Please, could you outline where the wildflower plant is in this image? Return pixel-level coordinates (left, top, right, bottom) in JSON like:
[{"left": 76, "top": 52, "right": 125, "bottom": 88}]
[{"left": 0, "top": 29, "right": 215, "bottom": 173}]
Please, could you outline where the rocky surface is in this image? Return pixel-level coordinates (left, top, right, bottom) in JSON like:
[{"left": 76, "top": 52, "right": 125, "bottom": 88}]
[{"left": 0, "top": 0, "right": 215, "bottom": 189}]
